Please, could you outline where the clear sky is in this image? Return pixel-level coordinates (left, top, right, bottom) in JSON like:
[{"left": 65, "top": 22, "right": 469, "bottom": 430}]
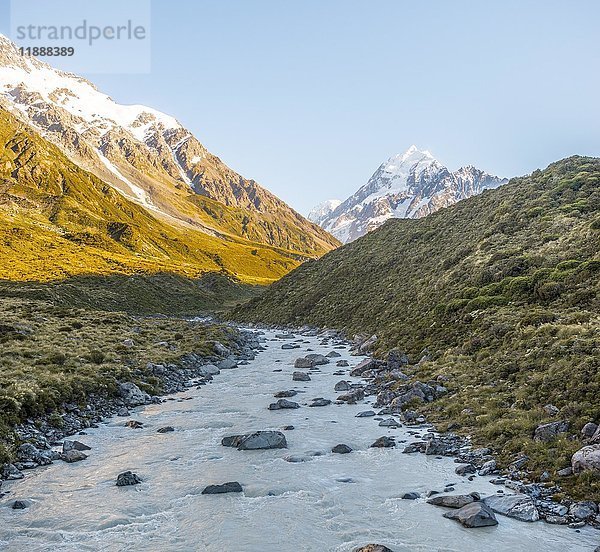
[{"left": 3, "top": 0, "right": 600, "bottom": 213}]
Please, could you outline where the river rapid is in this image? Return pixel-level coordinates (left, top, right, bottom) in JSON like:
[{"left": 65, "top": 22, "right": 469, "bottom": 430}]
[{"left": 0, "top": 329, "right": 597, "bottom": 551}]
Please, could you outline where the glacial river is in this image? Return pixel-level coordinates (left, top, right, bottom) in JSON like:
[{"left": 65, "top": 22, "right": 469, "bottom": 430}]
[{"left": 0, "top": 330, "right": 597, "bottom": 551}]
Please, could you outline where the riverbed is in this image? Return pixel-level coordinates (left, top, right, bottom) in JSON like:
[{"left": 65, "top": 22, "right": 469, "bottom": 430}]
[{"left": 0, "top": 330, "right": 596, "bottom": 551}]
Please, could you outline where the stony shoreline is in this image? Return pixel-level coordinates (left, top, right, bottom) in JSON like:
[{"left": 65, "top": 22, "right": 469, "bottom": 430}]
[
  {"left": 242, "top": 322, "right": 600, "bottom": 534},
  {"left": 0, "top": 324, "right": 263, "bottom": 490}
]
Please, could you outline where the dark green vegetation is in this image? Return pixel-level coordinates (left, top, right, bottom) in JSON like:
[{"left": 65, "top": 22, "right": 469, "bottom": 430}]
[
  {"left": 0, "top": 272, "right": 259, "bottom": 316},
  {"left": 235, "top": 156, "right": 600, "bottom": 500},
  {"left": 0, "top": 296, "right": 238, "bottom": 463}
]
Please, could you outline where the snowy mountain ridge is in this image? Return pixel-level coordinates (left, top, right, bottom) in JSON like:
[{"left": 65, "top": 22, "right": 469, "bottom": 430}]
[
  {"left": 315, "top": 145, "right": 507, "bottom": 243},
  {"left": 0, "top": 34, "right": 339, "bottom": 254}
]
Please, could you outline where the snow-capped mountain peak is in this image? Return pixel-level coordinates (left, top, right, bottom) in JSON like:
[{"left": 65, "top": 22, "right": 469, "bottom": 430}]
[{"left": 314, "top": 146, "right": 507, "bottom": 243}]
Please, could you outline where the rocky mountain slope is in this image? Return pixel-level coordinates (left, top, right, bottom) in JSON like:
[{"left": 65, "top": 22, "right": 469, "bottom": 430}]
[
  {"left": 0, "top": 107, "right": 316, "bottom": 311},
  {"left": 0, "top": 34, "right": 338, "bottom": 257},
  {"left": 316, "top": 146, "right": 507, "bottom": 242},
  {"left": 235, "top": 156, "right": 600, "bottom": 499}
]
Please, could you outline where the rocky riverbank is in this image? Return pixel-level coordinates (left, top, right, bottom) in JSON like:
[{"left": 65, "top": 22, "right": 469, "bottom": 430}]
[
  {"left": 342, "top": 329, "right": 600, "bottom": 531},
  {"left": 241, "top": 322, "right": 600, "bottom": 534},
  {"left": 0, "top": 318, "right": 262, "bottom": 491}
]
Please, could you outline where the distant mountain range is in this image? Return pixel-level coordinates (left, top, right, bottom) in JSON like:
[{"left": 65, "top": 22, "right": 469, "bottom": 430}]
[
  {"left": 310, "top": 145, "right": 507, "bottom": 243},
  {"left": 0, "top": 34, "right": 338, "bottom": 287}
]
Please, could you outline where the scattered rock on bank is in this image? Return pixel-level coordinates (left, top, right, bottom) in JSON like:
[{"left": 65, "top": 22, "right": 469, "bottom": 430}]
[
  {"left": 116, "top": 471, "right": 142, "bottom": 486},
  {"left": 118, "top": 382, "right": 151, "bottom": 407},
  {"left": 62, "top": 440, "right": 91, "bottom": 453},
  {"left": 202, "top": 482, "right": 243, "bottom": 494},
  {"left": 483, "top": 494, "right": 539, "bottom": 522},
  {"left": 572, "top": 444, "right": 600, "bottom": 473},
  {"left": 350, "top": 359, "right": 377, "bottom": 377},
  {"left": 2, "top": 464, "right": 24, "bottom": 480},
  {"left": 455, "top": 463, "right": 476, "bottom": 476},
  {"left": 443, "top": 502, "right": 498, "bottom": 528},
  {"left": 218, "top": 358, "right": 238, "bottom": 370},
  {"left": 61, "top": 450, "right": 88, "bottom": 463},
  {"left": 356, "top": 410, "right": 375, "bottom": 418},
  {"left": 534, "top": 421, "right": 569, "bottom": 442},
  {"left": 569, "top": 501, "right": 598, "bottom": 521},
  {"left": 337, "top": 388, "right": 365, "bottom": 404}
]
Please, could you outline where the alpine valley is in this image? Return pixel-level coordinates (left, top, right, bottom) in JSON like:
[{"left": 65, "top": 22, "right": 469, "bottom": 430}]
[{"left": 0, "top": 24, "right": 599, "bottom": 552}]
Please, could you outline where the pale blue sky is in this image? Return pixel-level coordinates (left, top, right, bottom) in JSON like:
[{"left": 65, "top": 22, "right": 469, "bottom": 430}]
[{"left": 3, "top": 0, "right": 600, "bottom": 213}]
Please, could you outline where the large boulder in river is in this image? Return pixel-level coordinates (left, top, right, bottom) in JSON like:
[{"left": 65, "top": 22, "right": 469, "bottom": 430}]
[
  {"left": 238, "top": 431, "right": 287, "bottom": 450},
  {"left": 222, "top": 431, "right": 288, "bottom": 450},
  {"left": 443, "top": 502, "right": 498, "bottom": 528},
  {"left": 483, "top": 494, "right": 539, "bottom": 522},
  {"left": 533, "top": 420, "right": 569, "bottom": 441},
  {"left": 334, "top": 380, "right": 351, "bottom": 391},
  {"left": 427, "top": 493, "right": 479, "bottom": 509},
  {"left": 370, "top": 436, "right": 395, "bottom": 448},
  {"left": 572, "top": 444, "right": 600, "bottom": 473},
  {"left": 269, "top": 399, "right": 300, "bottom": 410},
  {"left": 294, "top": 357, "right": 315, "bottom": 369},
  {"left": 292, "top": 371, "right": 311, "bottom": 381},
  {"left": 202, "top": 482, "right": 243, "bottom": 494},
  {"left": 118, "top": 382, "right": 151, "bottom": 407},
  {"left": 305, "top": 353, "right": 329, "bottom": 365},
  {"left": 116, "top": 471, "right": 142, "bottom": 486},
  {"left": 332, "top": 444, "right": 352, "bottom": 454}
]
